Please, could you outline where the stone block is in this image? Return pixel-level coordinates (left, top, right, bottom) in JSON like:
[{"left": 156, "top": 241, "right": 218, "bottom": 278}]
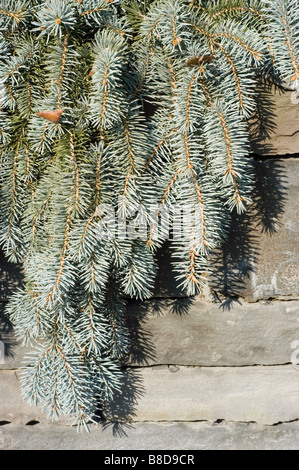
[
  {"left": 125, "top": 298, "right": 299, "bottom": 367},
  {"left": 250, "top": 84, "right": 299, "bottom": 156},
  {"left": 103, "top": 365, "right": 299, "bottom": 425},
  {"left": 211, "top": 158, "right": 299, "bottom": 301},
  {"left": 0, "top": 421, "right": 298, "bottom": 450}
]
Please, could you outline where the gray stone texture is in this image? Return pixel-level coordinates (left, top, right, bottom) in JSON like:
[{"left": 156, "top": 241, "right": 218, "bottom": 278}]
[
  {"left": 0, "top": 370, "right": 68, "bottom": 426},
  {"left": 0, "top": 370, "right": 45, "bottom": 425},
  {"left": 103, "top": 365, "right": 299, "bottom": 425},
  {"left": 247, "top": 158, "right": 299, "bottom": 301},
  {"left": 0, "top": 421, "right": 298, "bottom": 450},
  {"left": 4, "top": 297, "right": 298, "bottom": 370},
  {"left": 210, "top": 158, "right": 299, "bottom": 302},
  {"left": 249, "top": 84, "right": 299, "bottom": 156},
  {"left": 125, "top": 298, "right": 299, "bottom": 367},
  {"left": 2, "top": 363, "right": 298, "bottom": 427}
]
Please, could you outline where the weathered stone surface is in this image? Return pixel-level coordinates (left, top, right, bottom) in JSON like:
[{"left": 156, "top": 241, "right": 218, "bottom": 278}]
[
  {"left": 249, "top": 84, "right": 299, "bottom": 156},
  {"left": 246, "top": 158, "right": 299, "bottom": 301},
  {"left": 3, "top": 365, "right": 298, "bottom": 428},
  {"left": 210, "top": 158, "right": 299, "bottom": 301},
  {"left": 0, "top": 421, "right": 298, "bottom": 450},
  {"left": 3, "top": 297, "right": 299, "bottom": 371},
  {"left": 125, "top": 298, "right": 299, "bottom": 367},
  {"left": 0, "top": 370, "right": 68, "bottom": 425},
  {"left": 0, "top": 370, "right": 46, "bottom": 425},
  {"left": 103, "top": 365, "right": 299, "bottom": 425}
]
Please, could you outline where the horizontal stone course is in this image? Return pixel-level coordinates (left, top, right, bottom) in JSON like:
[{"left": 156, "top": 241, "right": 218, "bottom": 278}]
[
  {"left": 125, "top": 298, "right": 299, "bottom": 367},
  {"left": 245, "top": 158, "right": 299, "bottom": 301},
  {"left": 103, "top": 365, "right": 299, "bottom": 425},
  {"left": 1, "top": 421, "right": 299, "bottom": 450},
  {"left": 2, "top": 298, "right": 299, "bottom": 370},
  {"left": 1, "top": 365, "right": 299, "bottom": 427}
]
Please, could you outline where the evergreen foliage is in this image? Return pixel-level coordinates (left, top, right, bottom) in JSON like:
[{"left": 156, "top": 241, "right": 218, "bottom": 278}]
[{"left": 0, "top": 0, "right": 298, "bottom": 429}]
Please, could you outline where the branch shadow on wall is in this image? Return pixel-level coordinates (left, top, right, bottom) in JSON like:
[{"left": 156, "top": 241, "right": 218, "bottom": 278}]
[
  {"left": 99, "top": 292, "right": 195, "bottom": 436},
  {"left": 209, "top": 155, "right": 288, "bottom": 310},
  {"left": 249, "top": 77, "right": 280, "bottom": 156},
  {"left": 210, "top": 80, "right": 288, "bottom": 309},
  {"left": 0, "top": 250, "right": 23, "bottom": 365}
]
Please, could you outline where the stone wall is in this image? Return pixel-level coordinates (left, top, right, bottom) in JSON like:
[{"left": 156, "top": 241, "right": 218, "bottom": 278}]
[{"left": 1, "top": 84, "right": 299, "bottom": 430}]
